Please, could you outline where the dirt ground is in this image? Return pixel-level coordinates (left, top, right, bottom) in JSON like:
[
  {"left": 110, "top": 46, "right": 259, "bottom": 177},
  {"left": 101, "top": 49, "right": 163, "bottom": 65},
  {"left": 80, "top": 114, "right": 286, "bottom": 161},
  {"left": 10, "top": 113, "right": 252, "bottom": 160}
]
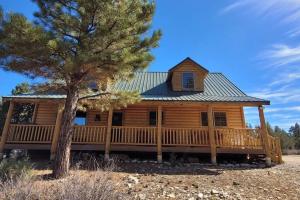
[{"left": 31, "top": 155, "right": 300, "bottom": 200}]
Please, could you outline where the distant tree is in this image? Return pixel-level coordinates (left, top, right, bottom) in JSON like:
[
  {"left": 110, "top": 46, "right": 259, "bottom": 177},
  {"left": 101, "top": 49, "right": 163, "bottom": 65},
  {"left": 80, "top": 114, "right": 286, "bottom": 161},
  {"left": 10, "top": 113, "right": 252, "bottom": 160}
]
[
  {"left": 11, "top": 82, "right": 31, "bottom": 95},
  {"left": 273, "top": 125, "right": 294, "bottom": 150},
  {"left": 0, "top": 0, "right": 161, "bottom": 178},
  {"left": 290, "top": 123, "right": 300, "bottom": 149},
  {"left": 1, "top": 83, "right": 34, "bottom": 133}
]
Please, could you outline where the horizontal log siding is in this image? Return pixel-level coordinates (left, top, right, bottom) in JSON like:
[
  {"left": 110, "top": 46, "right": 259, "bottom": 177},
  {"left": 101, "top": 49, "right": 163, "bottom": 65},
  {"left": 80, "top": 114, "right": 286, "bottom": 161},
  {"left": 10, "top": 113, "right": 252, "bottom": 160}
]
[
  {"left": 35, "top": 103, "right": 58, "bottom": 125},
  {"left": 213, "top": 106, "right": 245, "bottom": 128},
  {"left": 123, "top": 106, "right": 153, "bottom": 127},
  {"left": 171, "top": 60, "right": 207, "bottom": 91},
  {"left": 86, "top": 110, "right": 108, "bottom": 126}
]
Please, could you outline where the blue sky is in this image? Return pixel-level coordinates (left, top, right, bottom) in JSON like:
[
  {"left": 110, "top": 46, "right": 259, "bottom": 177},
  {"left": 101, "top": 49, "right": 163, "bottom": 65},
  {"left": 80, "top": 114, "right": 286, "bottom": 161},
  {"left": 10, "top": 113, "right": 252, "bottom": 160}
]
[{"left": 0, "top": 0, "right": 299, "bottom": 130}]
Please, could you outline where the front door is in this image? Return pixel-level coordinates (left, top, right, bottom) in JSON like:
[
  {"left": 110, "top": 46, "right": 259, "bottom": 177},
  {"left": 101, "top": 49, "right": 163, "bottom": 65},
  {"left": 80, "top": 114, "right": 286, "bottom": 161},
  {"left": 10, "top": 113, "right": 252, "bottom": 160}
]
[{"left": 112, "top": 112, "right": 123, "bottom": 126}]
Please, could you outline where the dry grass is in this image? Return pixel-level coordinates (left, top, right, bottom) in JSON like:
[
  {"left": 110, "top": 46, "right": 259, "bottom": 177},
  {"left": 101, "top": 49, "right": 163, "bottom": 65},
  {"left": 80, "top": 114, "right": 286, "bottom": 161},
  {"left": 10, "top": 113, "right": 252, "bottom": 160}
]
[{"left": 0, "top": 156, "right": 125, "bottom": 200}]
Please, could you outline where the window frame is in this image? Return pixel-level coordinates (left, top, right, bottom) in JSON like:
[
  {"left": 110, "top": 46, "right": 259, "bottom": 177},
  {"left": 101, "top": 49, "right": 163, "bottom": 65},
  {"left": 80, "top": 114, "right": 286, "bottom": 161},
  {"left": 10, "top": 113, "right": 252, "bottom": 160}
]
[
  {"left": 181, "top": 72, "right": 195, "bottom": 90},
  {"left": 112, "top": 111, "right": 123, "bottom": 126},
  {"left": 213, "top": 112, "right": 228, "bottom": 127},
  {"left": 74, "top": 111, "right": 87, "bottom": 126},
  {"left": 149, "top": 111, "right": 157, "bottom": 126},
  {"left": 200, "top": 112, "right": 208, "bottom": 127}
]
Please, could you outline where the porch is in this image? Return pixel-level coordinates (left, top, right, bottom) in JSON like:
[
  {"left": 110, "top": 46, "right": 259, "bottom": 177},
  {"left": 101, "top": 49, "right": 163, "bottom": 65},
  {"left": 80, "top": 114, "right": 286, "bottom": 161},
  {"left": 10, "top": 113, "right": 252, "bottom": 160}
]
[
  {"left": 0, "top": 101, "right": 282, "bottom": 164},
  {"left": 2, "top": 124, "right": 281, "bottom": 163}
]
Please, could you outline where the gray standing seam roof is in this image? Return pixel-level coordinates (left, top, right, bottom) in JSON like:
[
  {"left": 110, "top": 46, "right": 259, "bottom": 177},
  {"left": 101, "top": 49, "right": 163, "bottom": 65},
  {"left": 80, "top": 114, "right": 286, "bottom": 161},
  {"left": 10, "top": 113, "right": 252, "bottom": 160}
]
[{"left": 3, "top": 72, "right": 269, "bottom": 104}]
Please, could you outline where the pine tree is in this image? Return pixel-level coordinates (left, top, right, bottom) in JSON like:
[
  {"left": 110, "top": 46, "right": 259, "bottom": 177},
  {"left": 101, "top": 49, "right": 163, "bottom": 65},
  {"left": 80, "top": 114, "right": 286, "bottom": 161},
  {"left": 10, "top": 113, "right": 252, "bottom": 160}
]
[
  {"left": 290, "top": 123, "right": 300, "bottom": 149},
  {"left": 11, "top": 82, "right": 31, "bottom": 95},
  {"left": 0, "top": 0, "right": 161, "bottom": 178}
]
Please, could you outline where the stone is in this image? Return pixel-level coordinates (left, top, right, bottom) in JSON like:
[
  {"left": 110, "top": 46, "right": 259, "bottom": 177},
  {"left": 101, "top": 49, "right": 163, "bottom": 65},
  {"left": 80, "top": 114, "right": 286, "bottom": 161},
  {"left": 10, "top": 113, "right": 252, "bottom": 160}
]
[
  {"left": 9, "top": 149, "right": 27, "bottom": 159},
  {"left": 211, "top": 189, "right": 219, "bottom": 195},
  {"left": 233, "top": 181, "right": 240, "bottom": 186},
  {"left": 187, "top": 157, "right": 200, "bottom": 163},
  {"left": 197, "top": 193, "right": 204, "bottom": 199},
  {"left": 128, "top": 175, "right": 139, "bottom": 184},
  {"left": 167, "top": 193, "right": 176, "bottom": 198},
  {"left": 138, "top": 193, "right": 146, "bottom": 200},
  {"left": 188, "top": 197, "right": 195, "bottom": 200}
]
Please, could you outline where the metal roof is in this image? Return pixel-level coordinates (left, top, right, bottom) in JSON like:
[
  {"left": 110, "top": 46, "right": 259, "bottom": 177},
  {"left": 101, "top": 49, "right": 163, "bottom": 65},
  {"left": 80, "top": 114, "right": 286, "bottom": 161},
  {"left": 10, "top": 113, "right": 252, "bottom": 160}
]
[{"left": 3, "top": 72, "right": 269, "bottom": 104}]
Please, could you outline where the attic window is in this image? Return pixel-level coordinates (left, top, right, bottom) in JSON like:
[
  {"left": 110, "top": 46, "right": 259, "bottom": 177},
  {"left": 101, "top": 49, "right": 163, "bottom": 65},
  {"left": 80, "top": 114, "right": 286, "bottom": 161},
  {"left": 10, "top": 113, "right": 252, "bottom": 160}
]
[{"left": 182, "top": 72, "right": 194, "bottom": 90}]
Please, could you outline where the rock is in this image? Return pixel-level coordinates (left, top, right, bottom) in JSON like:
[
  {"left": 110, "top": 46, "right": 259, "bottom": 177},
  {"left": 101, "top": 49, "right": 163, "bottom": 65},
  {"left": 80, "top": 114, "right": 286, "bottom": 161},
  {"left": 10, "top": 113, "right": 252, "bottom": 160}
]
[
  {"left": 9, "top": 149, "right": 27, "bottom": 159},
  {"left": 211, "top": 189, "right": 219, "bottom": 195},
  {"left": 188, "top": 197, "right": 195, "bottom": 200},
  {"left": 240, "top": 163, "right": 251, "bottom": 167},
  {"left": 127, "top": 183, "right": 133, "bottom": 188},
  {"left": 197, "top": 192, "right": 204, "bottom": 199},
  {"left": 233, "top": 181, "right": 240, "bottom": 186},
  {"left": 128, "top": 175, "right": 139, "bottom": 184},
  {"left": 167, "top": 193, "right": 176, "bottom": 198},
  {"left": 138, "top": 193, "right": 146, "bottom": 200},
  {"left": 187, "top": 157, "right": 200, "bottom": 163}
]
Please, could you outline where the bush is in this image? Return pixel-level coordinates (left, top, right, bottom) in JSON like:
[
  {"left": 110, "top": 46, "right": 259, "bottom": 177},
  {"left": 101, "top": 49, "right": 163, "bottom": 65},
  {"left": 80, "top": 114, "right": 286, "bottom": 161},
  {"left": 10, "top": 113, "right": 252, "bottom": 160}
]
[
  {"left": 0, "top": 157, "right": 33, "bottom": 181},
  {"left": 0, "top": 170, "right": 123, "bottom": 200}
]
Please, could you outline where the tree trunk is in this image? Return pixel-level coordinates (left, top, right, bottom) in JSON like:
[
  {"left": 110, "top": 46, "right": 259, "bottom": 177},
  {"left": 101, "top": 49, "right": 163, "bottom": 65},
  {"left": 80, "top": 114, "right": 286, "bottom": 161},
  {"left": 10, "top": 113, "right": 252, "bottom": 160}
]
[{"left": 52, "top": 87, "right": 79, "bottom": 178}]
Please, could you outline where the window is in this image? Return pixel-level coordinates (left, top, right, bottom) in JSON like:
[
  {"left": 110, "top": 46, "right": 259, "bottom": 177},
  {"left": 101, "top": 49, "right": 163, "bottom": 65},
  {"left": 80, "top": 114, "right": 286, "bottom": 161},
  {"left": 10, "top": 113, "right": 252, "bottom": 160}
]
[
  {"left": 149, "top": 111, "right": 157, "bottom": 126},
  {"left": 112, "top": 112, "right": 123, "bottom": 126},
  {"left": 182, "top": 72, "right": 194, "bottom": 90},
  {"left": 94, "top": 114, "right": 101, "bottom": 122},
  {"left": 11, "top": 103, "right": 35, "bottom": 124},
  {"left": 214, "top": 112, "right": 227, "bottom": 127},
  {"left": 201, "top": 112, "right": 208, "bottom": 126},
  {"left": 74, "top": 111, "right": 86, "bottom": 126}
]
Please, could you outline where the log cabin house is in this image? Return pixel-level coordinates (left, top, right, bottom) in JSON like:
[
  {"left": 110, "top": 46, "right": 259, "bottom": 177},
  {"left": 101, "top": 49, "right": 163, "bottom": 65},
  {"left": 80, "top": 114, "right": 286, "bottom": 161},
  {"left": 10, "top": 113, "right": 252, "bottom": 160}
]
[{"left": 0, "top": 58, "right": 282, "bottom": 165}]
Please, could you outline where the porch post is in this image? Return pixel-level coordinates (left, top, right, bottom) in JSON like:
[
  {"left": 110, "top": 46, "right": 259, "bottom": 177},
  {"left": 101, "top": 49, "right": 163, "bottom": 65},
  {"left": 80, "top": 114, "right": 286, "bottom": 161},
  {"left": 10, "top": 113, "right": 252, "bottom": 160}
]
[
  {"left": 0, "top": 101, "right": 15, "bottom": 154},
  {"left": 208, "top": 104, "right": 217, "bottom": 165},
  {"left": 50, "top": 103, "right": 64, "bottom": 160},
  {"left": 104, "top": 107, "right": 113, "bottom": 160},
  {"left": 258, "top": 105, "right": 271, "bottom": 166},
  {"left": 157, "top": 105, "right": 162, "bottom": 163}
]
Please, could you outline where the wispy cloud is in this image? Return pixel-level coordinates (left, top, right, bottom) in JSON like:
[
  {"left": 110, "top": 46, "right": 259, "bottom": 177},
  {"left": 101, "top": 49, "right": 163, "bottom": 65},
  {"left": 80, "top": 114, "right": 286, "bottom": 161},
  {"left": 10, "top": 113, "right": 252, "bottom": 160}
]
[
  {"left": 269, "top": 72, "right": 300, "bottom": 86},
  {"left": 221, "top": 0, "right": 300, "bottom": 25},
  {"left": 259, "top": 44, "right": 300, "bottom": 67}
]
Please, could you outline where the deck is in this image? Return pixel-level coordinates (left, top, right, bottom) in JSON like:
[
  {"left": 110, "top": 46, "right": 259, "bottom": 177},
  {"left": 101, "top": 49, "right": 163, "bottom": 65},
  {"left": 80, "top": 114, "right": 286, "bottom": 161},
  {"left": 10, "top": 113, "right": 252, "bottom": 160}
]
[{"left": 2, "top": 124, "right": 282, "bottom": 163}]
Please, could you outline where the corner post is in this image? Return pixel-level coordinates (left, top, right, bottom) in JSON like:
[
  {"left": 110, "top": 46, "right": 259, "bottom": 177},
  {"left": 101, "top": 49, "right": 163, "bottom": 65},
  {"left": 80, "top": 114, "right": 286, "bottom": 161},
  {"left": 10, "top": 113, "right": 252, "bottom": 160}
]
[
  {"left": 208, "top": 104, "right": 217, "bottom": 165},
  {"left": 104, "top": 107, "right": 113, "bottom": 160},
  {"left": 157, "top": 105, "right": 162, "bottom": 163},
  {"left": 258, "top": 105, "right": 271, "bottom": 166},
  {"left": 50, "top": 103, "right": 64, "bottom": 160},
  {"left": 0, "top": 101, "right": 15, "bottom": 154}
]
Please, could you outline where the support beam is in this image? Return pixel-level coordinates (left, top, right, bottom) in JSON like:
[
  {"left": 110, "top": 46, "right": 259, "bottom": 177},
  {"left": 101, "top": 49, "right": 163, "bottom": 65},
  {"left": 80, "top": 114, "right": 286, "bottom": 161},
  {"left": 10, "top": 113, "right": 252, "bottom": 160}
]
[
  {"left": 0, "top": 101, "right": 15, "bottom": 154},
  {"left": 157, "top": 105, "right": 162, "bottom": 163},
  {"left": 208, "top": 104, "right": 217, "bottom": 165},
  {"left": 50, "top": 103, "right": 64, "bottom": 160},
  {"left": 258, "top": 106, "right": 271, "bottom": 166},
  {"left": 104, "top": 107, "right": 113, "bottom": 160}
]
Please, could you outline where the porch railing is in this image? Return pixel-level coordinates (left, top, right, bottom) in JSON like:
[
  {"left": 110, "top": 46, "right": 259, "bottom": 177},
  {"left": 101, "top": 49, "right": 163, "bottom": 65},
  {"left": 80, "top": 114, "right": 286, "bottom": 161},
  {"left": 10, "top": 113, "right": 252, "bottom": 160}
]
[
  {"left": 111, "top": 126, "right": 157, "bottom": 145},
  {"left": 5, "top": 124, "right": 267, "bottom": 150},
  {"left": 72, "top": 126, "right": 106, "bottom": 144},
  {"left": 268, "top": 135, "right": 283, "bottom": 163},
  {"left": 214, "top": 128, "right": 262, "bottom": 149},
  {"left": 7, "top": 124, "right": 55, "bottom": 143},
  {"left": 162, "top": 127, "right": 209, "bottom": 146}
]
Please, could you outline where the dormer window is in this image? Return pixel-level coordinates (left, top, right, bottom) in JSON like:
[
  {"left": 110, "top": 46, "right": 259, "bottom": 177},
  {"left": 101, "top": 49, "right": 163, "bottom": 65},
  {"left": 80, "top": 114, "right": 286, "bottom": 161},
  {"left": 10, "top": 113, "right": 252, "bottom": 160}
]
[{"left": 182, "top": 72, "right": 194, "bottom": 90}]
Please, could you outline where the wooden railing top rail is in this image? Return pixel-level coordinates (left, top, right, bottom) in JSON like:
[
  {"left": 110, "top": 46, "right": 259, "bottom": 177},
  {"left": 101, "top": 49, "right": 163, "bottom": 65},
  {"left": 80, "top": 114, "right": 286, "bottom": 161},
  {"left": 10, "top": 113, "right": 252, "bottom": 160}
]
[{"left": 9, "top": 124, "right": 55, "bottom": 127}]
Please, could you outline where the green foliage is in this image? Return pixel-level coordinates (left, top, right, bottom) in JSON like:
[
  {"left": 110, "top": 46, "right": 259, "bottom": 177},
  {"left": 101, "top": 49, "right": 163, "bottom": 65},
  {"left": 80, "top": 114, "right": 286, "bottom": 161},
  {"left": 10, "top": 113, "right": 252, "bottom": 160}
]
[
  {"left": 11, "top": 82, "right": 31, "bottom": 95},
  {"left": 267, "top": 122, "right": 295, "bottom": 150},
  {"left": 289, "top": 123, "right": 300, "bottom": 149},
  {"left": 0, "top": 157, "right": 33, "bottom": 181},
  {"left": 0, "top": 0, "right": 161, "bottom": 109}
]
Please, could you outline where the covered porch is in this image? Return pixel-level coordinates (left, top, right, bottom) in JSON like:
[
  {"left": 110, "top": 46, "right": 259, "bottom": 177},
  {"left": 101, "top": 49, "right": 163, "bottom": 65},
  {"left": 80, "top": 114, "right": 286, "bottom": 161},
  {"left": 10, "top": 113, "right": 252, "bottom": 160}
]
[{"left": 0, "top": 100, "right": 282, "bottom": 164}]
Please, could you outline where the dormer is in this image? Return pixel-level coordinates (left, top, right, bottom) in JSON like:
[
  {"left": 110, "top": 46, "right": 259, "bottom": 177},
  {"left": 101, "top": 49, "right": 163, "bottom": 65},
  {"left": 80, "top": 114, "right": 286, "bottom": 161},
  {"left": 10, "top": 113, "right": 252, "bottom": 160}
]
[{"left": 168, "top": 57, "right": 209, "bottom": 92}]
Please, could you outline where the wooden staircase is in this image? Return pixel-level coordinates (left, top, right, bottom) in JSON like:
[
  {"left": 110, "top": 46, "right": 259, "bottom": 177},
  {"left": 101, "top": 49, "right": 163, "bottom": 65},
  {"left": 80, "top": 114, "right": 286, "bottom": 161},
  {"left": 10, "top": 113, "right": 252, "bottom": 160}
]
[{"left": 268, "top": 135, "right": 283, "bottom": 164}]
